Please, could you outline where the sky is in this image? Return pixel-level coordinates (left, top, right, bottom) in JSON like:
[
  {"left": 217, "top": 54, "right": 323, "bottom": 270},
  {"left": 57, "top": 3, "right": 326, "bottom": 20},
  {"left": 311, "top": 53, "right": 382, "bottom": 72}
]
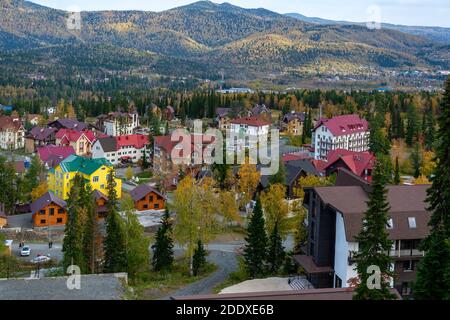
[{"left": 31, "top": 0, "right": 450, "bottom": 27}]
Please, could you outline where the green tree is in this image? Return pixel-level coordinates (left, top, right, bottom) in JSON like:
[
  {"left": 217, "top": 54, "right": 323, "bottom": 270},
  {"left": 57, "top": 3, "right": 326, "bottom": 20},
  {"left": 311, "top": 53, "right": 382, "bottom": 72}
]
[
  {"left": 23, "top": 155, "right": 43, "bottom": 199},
  {"left": 394, "top": 156, "right": 401, "bottom": 185},
  {"left": 192, "top": 240, "right": 207, "bottom": 276},
  {"left": 414, "top": 78, "right": 450, "bottom": 300},
  {"left": 369, "top": 127, "right": 390, "bottom": 156},
  {"left": 352, "top": 161, "right": 395, "bottom": 300},
  {"left": 80, "top": 184, "right": 97, "bottom": 274},
  {"left": 104, "top": 169, "right": 127, "bottom": 273},
  {"left": 62, "top": 175, "right": 85, "bottom": 271},
  {"left": 267, "top": 221, "right": 285, "bottom": 275},
  {"left": 243, "top": 198, "right": 268, "bottom": 278},
  {"left": 0, "top": 157, "right": 17, "bottom": 214},
  {"left": 152, "top": 209, "right": 174, "bottom": 271},
  {"left": 406, "top": 103, "right": 419, "bottom": 146},
  {"left": 411, "top": 142, "right": 422, "bottom": 178},
  {"left": 424, "top": 106, "right": 436, "bottom": 151},
  {"left": 269, "top": 160, "right": 286, "bottom": 186}
]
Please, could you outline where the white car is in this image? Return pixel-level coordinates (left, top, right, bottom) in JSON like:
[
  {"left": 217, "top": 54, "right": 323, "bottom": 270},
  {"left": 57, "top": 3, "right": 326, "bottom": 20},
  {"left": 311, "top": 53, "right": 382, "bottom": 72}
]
[
  {"left": 31, "top": 255, "right": 51, "bottom": 264},
  {"left": 20, "top": 246, "right": 31, "bottom": 257}
]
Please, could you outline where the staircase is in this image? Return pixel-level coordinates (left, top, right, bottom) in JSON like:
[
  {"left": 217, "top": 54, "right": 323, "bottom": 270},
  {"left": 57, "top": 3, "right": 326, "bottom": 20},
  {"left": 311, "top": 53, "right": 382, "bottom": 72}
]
[{"left": 288, "top": 276, "right": 314, "bottom": 290}]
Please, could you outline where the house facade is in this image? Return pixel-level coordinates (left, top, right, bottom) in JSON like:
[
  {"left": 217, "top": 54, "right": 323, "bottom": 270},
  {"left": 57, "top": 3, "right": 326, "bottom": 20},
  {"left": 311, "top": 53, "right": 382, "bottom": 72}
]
[
  {"left": 30, "top": 192, "right": 67, "bottom": 227},
  {"left": 92, "top": 134, "right": 150, "bottom": 166},
  {"left": 0, "top": 116, "right": 25, "bottom": 150},
  {"left": 100, "top": 112, "right": 140, "bottom": 136},
  {"left": 55, "top": 129, "right": 96, "bottom": 156},
  {"left": 25, "top": 127, "right": 57, "bottom": 153},
  {"left": 93, "top": 190, "right": 108, "bottom": 220},
  {"left": 48, "top": 154, "right": 122, "bottom": 200},
  {"left": 129, "top": 184, "right": 166, "bottom": 211},
  {"left": 297, "top": 170, "right": 430, "bottom": 297},
  {"left": 229, "top": 117, "right": 270, "bottom": 150},
  {"left": 312, "top": 114, "right": 370, "bottom": 160},
  {"left": 283, "top": 112, "right": 305, "bottom": 136}
]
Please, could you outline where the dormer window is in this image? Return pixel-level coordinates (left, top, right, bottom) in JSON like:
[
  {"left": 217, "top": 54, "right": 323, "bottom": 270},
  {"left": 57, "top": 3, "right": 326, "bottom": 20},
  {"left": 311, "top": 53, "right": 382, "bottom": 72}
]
[
  {"left": 408, "top": 217, "right": 416, "bottom": 228},
  {"left": 387, "top": 218, "right": 393, "bottom": 229}
]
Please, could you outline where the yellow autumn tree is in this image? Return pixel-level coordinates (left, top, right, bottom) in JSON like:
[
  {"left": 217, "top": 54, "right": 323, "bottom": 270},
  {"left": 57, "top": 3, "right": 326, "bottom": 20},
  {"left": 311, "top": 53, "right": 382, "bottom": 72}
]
[
  {"left": 125, "top": 166, "right": 134, "bottom": 181},
  {"left": 31, "top": 182, "right": 48, "bottom": 201},
  {"left": 413, "top": 175, "right": 431, "bottom": 185},
  {"left": 237, "top": 160, "right": 260, "bottom": 207},
  {"left": 260, "top": 183, "right": 290, "bottom": 238},
  {"left": 421, "top": 151, "right": 436, "bottom": 177},
  {"left": 218, "top": 190, "right": 240, "bottom": 226}
]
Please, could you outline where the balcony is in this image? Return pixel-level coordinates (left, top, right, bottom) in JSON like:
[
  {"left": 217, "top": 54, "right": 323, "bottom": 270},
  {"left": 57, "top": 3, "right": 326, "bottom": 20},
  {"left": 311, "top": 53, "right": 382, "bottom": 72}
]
[{"left": 348, "top": 249, "right": 425, "bottom": 264}]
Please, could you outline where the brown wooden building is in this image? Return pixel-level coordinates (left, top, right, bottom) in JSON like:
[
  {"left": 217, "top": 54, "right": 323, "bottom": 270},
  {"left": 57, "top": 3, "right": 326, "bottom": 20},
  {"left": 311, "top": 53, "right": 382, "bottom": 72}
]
[
  {"left": 93, "top": 190, "right": 108, "bottom": 220},
  {"left": 129, "top": 184, "right": 166, "bottom": 211},
  {"left": 30, "top": 192, "right": 67, "bottom": 227}
]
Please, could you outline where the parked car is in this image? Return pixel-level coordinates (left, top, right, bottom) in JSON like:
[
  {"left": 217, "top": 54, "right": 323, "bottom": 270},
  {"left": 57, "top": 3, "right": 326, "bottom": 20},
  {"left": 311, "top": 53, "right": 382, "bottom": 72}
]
[
  {"left": 31, "top": 255, "right": 51, "bottom": 264},
  {"left": 20, "top": 246, "right": 31, "bottom": 257}
]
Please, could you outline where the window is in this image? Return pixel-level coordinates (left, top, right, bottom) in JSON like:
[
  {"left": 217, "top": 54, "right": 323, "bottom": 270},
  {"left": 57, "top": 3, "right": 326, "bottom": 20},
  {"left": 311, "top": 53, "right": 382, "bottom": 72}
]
[
  {"left": 401, "top": 282, "right": 412, "bottom": 295},
  {"left": 154, "top": 204, "right": 159, "bottom": 209},
  {"left": 49, "top": 208, "right": 55, "bottom": 216},
  {"left": 143, "top": 204, "right": 148, "bottom": 209},
  {"left": 66, "top": 174, "right": 69, "bottom": 179},
  {"left": 408, "top": 217, "right": 416, "bottom": 228},
  {"left": 149, "top": 196, "right": 154, "bottom": 202},
  {"left": 387, "top": 218, "right": 393, "bottom": 229},
  {"left": 335, "top": 276, "right": 343, "bottom": 288},
  {"left": 39, "top": 209, "right": 46, "bottom": 215},
  {"left": 58, "top": 209, "right": 64, "bottom": 214},
  {"left": 100, "top": 184, "right": 105, "bottom": 189},
  {"left": 57, "top": 218, "right": 63, "bottom": 224},
  {"left": 403, "top": 260, "right": 414, "bottom": 271},
  {"left": 93, "top": 176, "right": 99, "bottom": 182},
  {"left": 40, "top": 219, "right": 46, "bottom": 224}
]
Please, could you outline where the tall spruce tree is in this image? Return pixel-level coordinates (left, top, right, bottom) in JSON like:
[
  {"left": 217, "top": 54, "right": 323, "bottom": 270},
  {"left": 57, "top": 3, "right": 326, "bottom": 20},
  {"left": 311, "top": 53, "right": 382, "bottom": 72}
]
[
  {"left": 424, "top": 106, "right": 436, "bottom": 151},
  {"left": 411, "top": 142, "right": 422, "bottom": 178},
  {"left": 414, "top": 78, "right": 450, "bottom": 300},
  {"left": 80, "top": 184, "right": 97, "bottom": 274},
  {"left": 269, "top": 160, "right": 286, "bottom": 186},
  {"left": 62, "top": 175, "right": 85, "bottom": 271},
  {"left": 243, "top": 198, "right": 268, "bottom": 278},
  {"left": 152, "top": 209, "right": 174, "bottom": 271},
  {"left": 394, "top": 157, "right": 401, "bottom": 185},
  {"left": 353, "top": 160, "right": 395, "bottom": 300},
  {"left": 103, "top": 169, "right": 127, "bottom": 273},
  {"left": 267, "top": 221, "right": 285, "bottom": 275},
  {"left": 192, "top": 240, "right": 207, "bottom": 276}
]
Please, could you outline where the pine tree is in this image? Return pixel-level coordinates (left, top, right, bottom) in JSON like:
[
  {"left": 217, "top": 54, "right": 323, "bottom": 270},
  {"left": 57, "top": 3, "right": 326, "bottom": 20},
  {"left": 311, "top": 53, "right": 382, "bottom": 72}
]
[
  {"left": 243, "top": 198, "right": 268, "bottom": 278},
  {"left": 267, "top": 221, "right": 285, "bottom": 275},
  {"left": 394, "top": 157, "right": 401, "bottom": 185},
  {"left": 424, "top": 106, "right": 436, "bottom": 151},
  {"left": 152, "top": 209, "right": 174, "bottom": 271},
  {"left": 411, "top": 142, "right": 422, "bottom": 178},
  {"left": 353, "top": 161, "right": 395, "bottom": 300},
  {"left": 81, "top": 184, "right": 97, "bottom": 274},
  {"left": 103, "top": 169, "right": 127, "bottom": 273},
  {"left": 414, "top": 78, "right": 450, "bottom": 300},
  {"left": 406, "top": 104, "right": 419, "bottom": 146},
  {"left": 269, "top": 160, "right": 286, "bottom": 186},
  {"left": 62, "top": 175, "right": 85, "bottom": 271},
  {"left": 192, "top": 240, "right": 207, "bottom": 276},
  {"left": 369, "top": 126, "right": 390, "bottom": 156}
]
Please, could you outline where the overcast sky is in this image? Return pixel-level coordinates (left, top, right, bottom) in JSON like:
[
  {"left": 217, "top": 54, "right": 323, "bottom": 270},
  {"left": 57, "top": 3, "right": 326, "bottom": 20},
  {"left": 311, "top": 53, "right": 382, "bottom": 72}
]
[{"left": 31, "top": 0, "right": 450, "bottom": 27}]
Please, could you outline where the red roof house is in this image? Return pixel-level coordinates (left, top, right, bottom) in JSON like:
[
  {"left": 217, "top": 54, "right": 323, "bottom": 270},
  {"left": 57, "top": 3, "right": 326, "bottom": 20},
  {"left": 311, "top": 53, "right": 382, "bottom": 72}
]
[
  {"left": 55, "top": 129, "right": 96, "bottom": 156},
  {"left": 322, "top": 149, "right": 375, "bottom": 182}
]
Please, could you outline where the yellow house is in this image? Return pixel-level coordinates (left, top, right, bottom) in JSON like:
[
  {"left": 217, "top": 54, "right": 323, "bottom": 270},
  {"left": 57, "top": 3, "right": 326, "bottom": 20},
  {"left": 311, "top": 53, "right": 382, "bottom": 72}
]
[{"left": 48, "top": 154, "right": 122, "bottom": 200}]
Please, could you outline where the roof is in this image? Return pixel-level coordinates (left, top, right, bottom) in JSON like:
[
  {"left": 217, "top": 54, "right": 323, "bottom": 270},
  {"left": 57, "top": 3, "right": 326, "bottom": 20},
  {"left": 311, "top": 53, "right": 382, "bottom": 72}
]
[
  {"left": 282, "top": 153, "right": 310, "bottom": 162},
  {"left": 129, "top": 184, "right": 166, "bottom": 201},
  {"left": 172, "top": 287, "right": 400, "bottom": 300},
  {"left": 0, "top": 273, "right": 126, "bottom": 300},
  {"left": 251, "top": 104, "right": 270, "bottom": 116},
  {"left": 313, "top": 184, "right": 430, "bottom": 241},
  {"left": 57, "top": 154, "right": 112, "bottom": 175},
  {"left": 93, "top": 190, "right": 108, "bottom": 201},
  {"left": 48, "top": 119, "right": 88, "bottom": 131},
  {"left": 313, "top": 114, "right": 368, "bottom": 136},
  {"left": 116, "top": 134, "right": 148, "bottom": 149},
  {"left": 154, "top": 134, "right": 215, "bottom": 155},
  {"left": 230, "top": 117, "right": 271, "bottom": 127},
  {"left": 154, "top": 135, "right": 179, "bottom": 154},
  {"left": 260, "top": 159, "right": 318, "bottom": 189},
  {"left": 37, "top": 145, "right": 75, "bottom": 163},
  {"left": 283, "top": 112, "right": 306, "bottom": 123},
  {"left": 0, "top": 116, "right": 23, "bottom": 131},
  {"left": 30, "top": 192, "right": 67, "bottom": 214},
  {"left": 216, "top": 108, "right": 230, "bottom": 117},
  {"left": 97, "top": 136, "right": 117, "bottom": 152},
  {"left": 56, "top": 129, "right": 96, "bottom": 143},
  {"left": 26, "top": 127, "right": 56, "bottom": 141},
  {"left": 324, "top": 149, "right": 375, "bottom": 177}
]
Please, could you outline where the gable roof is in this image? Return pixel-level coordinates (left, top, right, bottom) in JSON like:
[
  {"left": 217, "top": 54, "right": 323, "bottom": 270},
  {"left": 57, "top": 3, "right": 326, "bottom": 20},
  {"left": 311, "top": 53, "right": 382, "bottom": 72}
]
[
  {"left": 313, "top": 114, "right": 368, "bottom": 136},
  {"left": 93, "top": 190, "right": 108, "bottom": 201},
  {"left": 0, "top": 116, "right": 23, "bottom": 131},
  {"left": 216, "top": 108, "right": 231, "bottom": 117},
  {"left": 324, "top": 149, "right": 375, "bottom": 177},
  {"left": 26, "top": 127, "right": 57, "bottom": 141},
  {"left": 37, "top": 145, "right": 76, "bottom": 163},
  {"left": 31, "top": 192, "right": 67, "bottom": 214},
  {"left": 251, "top": 104, "right": 270, "bottom": 116},
  {"left": 283, "top": 112, "right": 306, "bottom": 123},
  {"left": 97, "top": 136, "right": 117, "bottom": 153},
  {"left": 57, "top": 154, "right": 112, "bottom": 175},
  {"left": 56, "top": 129, "right": 96, "bottom": 143},
  {"left": 230, "top": 117, "right": 271, "bottom": 127},
  {"left": 260, "top": 159, "right": 319, "bottom": 188},
  {"left": 313, "top": 184, "right": 430, "bottom": 241},
  {"left": 129, "top": 184, "right": 166, "bottom": 201},
  {"left": 116, "top": 134, "right": 148, "bottom": 149},
  {"left": 48, "top": 119, "right": 88, "bottom": 131}
]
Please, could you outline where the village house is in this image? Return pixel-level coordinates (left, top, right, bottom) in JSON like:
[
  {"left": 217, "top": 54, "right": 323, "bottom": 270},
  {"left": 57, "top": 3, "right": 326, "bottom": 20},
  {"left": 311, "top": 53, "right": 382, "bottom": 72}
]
[
  {"left": 0, "top": 116, "right": 25, "bottom": 150},
  {"left": 283, "top": 111, "right": 306, "bottom": 136},
  {"left": 319, "top": 149, "right": 375, "bottom": 182},
  {"left": 30, "top": 191, "right": 67, "bottom": 227},
  {"left": 250, "top": 104, "right": 271, "bottom": 119},
  {"left": 93, "top": 190, "right": 108, "bottom": 220},
  {"left": 312, "top": 114, "right": 370, "bottom": 160},
  {"left": 129, "top": 184, "right": 166, "bottom": 211},
  {"left": 37, "top": 145, "right": 76, "bottom": 169},
  {"left": 295, "top": 169, "right": 430, "bottom": 297},
  {"left": 24, "top": 114, "right": 42, "bottom": 126},
  {"left": 97, "top": 112, "right": 140, "bottom": 136},
  {"left": 24, "top": 127, "right": 57, "bottom": 153},
  {"left": 216, "top": 108, "right": 232, "bottom": 131},
  {"left": 55, "top": 129, "right": 96, "bottom": 156},
  {"left": 229, "top": 117, "right": 271, "bottom": 150},
  {"left": 162, "top": 106, "right": 175, "bottom": 121},
  {"left": 48, "top": 118, "right": 88, "bottom": 131},
  {"left": 48, "top": 154, "right": 122, "bottom": 200},
  {"left": 92, "top": 134, "right": 150, "bottom": 166}
]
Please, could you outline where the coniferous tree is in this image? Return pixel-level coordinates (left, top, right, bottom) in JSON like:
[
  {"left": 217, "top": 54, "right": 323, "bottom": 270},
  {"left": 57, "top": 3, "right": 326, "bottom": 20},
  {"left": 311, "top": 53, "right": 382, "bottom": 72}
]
[
  {"left": 80, "top": 184, "right": 97, "bottom": 274},
  {"left": 152, "top": 209, "right": 174, "bottom": 271},
  {"left": 394, "top": 157, "right": 401, "bottom": 185},
  {"left": 192, "top": 240, "right": 207, "bottom": 276},
  {"left": 267, "top": 221, "right": 285, "bottom": 275},
  {"left": 353, "top": 161, "right": 395, "bottom": 300},
  {"left": 269, "top": 160, "right": 286, "bottom": 186},
  {"left": 411, "top": 142, "right": 422, "bottom": 178},
  {"left": 424, "top": 106, "right": 436, "bottom": 151},
  {"left": 243, "top": 198, "right": 268, "bottom": 278},
  {"left": 62, "top": 175, "right": 85, "bottom": 271},
  {"left": 406, "top": 104, "right": 419, "bottom": 146},
  {"left": 369, "top": 127, "right": 390, "bottom": 156},
  {"left": 414, "top": 78, "right": 450, "bottom": 300},
  {"left": 103, "top": 169, "right": 127, "bottom": 273}
]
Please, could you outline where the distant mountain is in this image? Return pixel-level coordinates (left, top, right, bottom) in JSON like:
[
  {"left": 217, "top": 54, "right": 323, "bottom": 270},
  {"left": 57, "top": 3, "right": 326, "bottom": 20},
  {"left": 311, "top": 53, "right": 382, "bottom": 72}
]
[
  {"left": 286, "top": 12, "right": 450, "bottom": 44},
  {"left": 0, "top": 0, "right": 448, "bottom": 82}
]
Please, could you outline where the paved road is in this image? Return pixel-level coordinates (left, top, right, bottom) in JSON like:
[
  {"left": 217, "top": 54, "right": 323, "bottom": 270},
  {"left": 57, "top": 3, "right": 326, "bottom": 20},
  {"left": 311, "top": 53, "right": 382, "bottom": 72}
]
[{"left": 11, "top": 243, "right": 64, "bottom": 263}]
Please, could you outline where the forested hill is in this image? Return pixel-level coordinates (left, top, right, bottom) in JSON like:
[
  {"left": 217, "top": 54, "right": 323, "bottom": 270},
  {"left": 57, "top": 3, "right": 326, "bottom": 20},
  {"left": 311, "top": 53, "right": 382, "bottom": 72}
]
[{"left": 0, "top": 0, "right": 448, "bottom": 82}]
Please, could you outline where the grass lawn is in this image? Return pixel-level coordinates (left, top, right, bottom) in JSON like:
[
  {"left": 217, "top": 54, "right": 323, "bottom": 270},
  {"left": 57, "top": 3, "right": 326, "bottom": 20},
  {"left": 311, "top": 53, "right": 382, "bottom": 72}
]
[{"left": 129, "top": 259, "right": 217, "bottom": 300}]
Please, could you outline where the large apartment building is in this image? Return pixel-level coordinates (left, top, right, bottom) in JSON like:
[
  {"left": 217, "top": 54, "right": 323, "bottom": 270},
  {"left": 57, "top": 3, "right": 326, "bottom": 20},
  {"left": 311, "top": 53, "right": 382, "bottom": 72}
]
[
  {"left": 312, "top": 114, "right": 370, "bottom": 160},
  {"left": 296, "top": 169, "right": 430, "bottom": 297},
  {"left": 92, "top": 134, "right": 150, "bottom": 166},
  {"left": 98, "top": 112, "right": 140, "bottom": 136}
]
